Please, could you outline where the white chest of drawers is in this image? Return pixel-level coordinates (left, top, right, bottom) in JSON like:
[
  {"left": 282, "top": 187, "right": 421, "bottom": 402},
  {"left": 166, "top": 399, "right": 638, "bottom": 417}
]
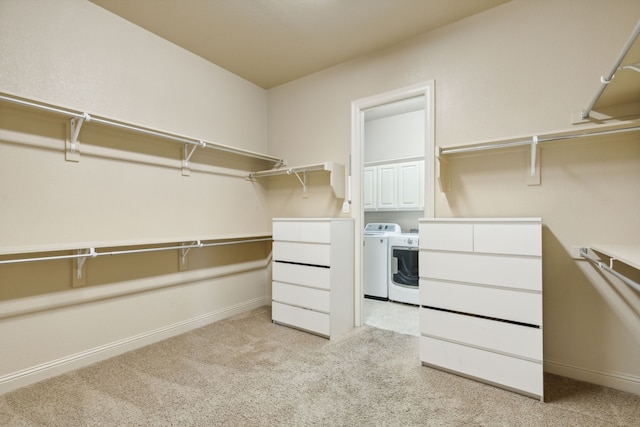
[
  {"left": 271, "top": 218, "right": 354, "bottom": 339},
  {"left": 419, "top": 218, "right": 543, "bottom": 400}
]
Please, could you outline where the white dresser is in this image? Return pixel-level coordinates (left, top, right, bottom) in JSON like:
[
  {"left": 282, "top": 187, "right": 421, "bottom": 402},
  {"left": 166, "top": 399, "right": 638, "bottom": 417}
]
[
  {"left": 418, "top": 218, "right": 543, "bottom": 400},
  {"left": 271, "top": 218, "right": 354, "bottom": 339}
]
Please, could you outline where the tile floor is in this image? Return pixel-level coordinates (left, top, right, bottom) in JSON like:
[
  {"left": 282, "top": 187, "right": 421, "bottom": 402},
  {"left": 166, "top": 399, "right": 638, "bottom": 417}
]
[{"left": 363, "top": 298, "right": 420, "bottom": 336}]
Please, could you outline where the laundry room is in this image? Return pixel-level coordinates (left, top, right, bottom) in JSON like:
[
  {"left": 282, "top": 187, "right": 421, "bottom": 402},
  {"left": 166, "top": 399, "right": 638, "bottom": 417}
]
[{"left": 362, "top": 96, "right": 426, "bottom": 335}]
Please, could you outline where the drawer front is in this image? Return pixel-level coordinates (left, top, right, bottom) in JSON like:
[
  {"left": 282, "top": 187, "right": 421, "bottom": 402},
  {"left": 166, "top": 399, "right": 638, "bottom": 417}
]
[
  {"left": 299, "top": 222, "right": 331, "bottom": 243},
  {"left": 420, "top": 308, "right": 542, "bottom": 360},
  {"left": 420, "top": 336, "right": 543, "bottom": 398},
  {"left": 273, "top": 221, "right": 300, "bottom": 242},
  {"left": 420, "top": 251, "right": 541, "bottom": 291},
  {"left": 273, "top": 262, "right": 330, "bottom": 290},
  {"left": 473, "top": 223, "right": 541, "bottom": 256},
  {"left": 272, "top": 301, "right": 330, "bottom": 336},
  {"left": 272, "top": 282, "right": 330, "bottom": 312},
  {"left": 273, "top": 221, "right": 331, "bottom": 243},
  {"left": 273, "top": 241, "right": 331, "bottom": 266},
  {"left": 419, "top": 223, "right": 473, "bottom": 252},
  {"left": 420, "top": 279, "right": 541, "bottom": 326}
]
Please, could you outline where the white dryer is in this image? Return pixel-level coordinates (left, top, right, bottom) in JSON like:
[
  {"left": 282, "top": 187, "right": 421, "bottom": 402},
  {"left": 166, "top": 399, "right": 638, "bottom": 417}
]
[
  {"left": 388, "top": 233, "right": 419, "bottom": 305},
  {"left": 363, "top": 223, "right": 400, "bottom": 300}
]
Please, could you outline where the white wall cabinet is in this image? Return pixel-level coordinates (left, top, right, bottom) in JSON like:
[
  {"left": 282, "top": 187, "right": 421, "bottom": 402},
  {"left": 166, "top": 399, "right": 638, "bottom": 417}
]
[
  {"left": 272, "top": 218, "right": 354, "bottom": 339},
  {"left": 377, "top": 164, "right": 398, "bottom": 209},
  {"left": 365, "top": 160, "right": 424, "bottom": 211},
  {"left": 363, "top": 167, "right": 377, "bottom": 211},
  {"left": 418, "top": 218, "right": 543, "bottom": 400}
]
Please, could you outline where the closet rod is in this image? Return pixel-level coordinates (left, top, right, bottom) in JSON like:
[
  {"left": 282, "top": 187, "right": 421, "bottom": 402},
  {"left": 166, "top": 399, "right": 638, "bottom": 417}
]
[
  {"left": 580, "top": 248, "right": 640, "bottom": 293},
  {"left": 582, "top": 18, "right": 640, "bottom": 119},
  {"left": 201, "top": 237, "right": 272, "bottom": 247},
  {"left": 0, "top": 237, "right": 272, "bottom": 265},
  {"left": 0, "top": 93, "right": 284, "bottom": 165},
  {"left": 439, "top": 124, "right": 640, "bottom": 156},
  {"left": 0, "top": 251, "right": 93, "bottom": 265},
  {"left": 249, "top": 163, "right": 329, "bottom": 178}
]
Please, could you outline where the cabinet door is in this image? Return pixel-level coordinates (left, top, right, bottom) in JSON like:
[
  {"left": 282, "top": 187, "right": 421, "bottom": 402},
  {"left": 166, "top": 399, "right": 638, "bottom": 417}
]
[
  {"left": 363, "top": 167, "right": 376, "bottom": 211},
  {"left": 397, "top": 161, "right": 422, "bottom": 210},
  {"left": 377, "top": 164, "right": 397, "bottom": 209}
]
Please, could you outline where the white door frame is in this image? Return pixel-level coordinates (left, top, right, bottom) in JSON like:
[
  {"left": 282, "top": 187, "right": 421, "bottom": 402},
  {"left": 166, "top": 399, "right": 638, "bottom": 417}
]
[{"left": 350, "top": 81, "right": 435, "bottom": 326}]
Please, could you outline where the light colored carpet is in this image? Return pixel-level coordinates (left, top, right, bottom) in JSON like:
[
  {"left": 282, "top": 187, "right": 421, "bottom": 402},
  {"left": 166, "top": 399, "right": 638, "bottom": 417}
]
[{"left": 1, "top": 306, "right": 639, "bottom": 426}]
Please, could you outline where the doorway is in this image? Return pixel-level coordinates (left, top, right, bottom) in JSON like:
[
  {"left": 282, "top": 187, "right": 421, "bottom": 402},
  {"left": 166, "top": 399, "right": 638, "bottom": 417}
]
[{"left": 351, "top": 81, "right": 435, "bottom": 331}]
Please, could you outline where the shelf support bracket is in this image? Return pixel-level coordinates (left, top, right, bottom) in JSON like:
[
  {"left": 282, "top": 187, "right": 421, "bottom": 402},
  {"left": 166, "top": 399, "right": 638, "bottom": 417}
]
[
  {"left": 290, "top": 169, "right": 308, "bottom": 198},
  {"left": 436, "top": 149, "right": 450, "bottom": 192},
  {"left": 72, "top": 247, "right": 96, "bottom": 287},
  {"left": 527, "top": 136, "right": 541, "bottom": 186},
  {"left": 179, "top": 240, "right": 202, "bottom": 270},
  {"left": 66, "top": 113, "right": 91, "bottom": 162},
  {"left": 182, "top": 141, "right": 206, "bottom": 176}
]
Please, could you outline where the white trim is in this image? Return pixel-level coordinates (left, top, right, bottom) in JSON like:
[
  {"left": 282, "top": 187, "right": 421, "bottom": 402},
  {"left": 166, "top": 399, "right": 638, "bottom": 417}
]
[
  {"left": 351, "top": 81, "right": 436, "bottom": 326},
  {"left": 545, "top": 359, "right": 640, "bottom": 395},
  {"left": 0, "top": 297, "right": 267, "bottom": 394}
]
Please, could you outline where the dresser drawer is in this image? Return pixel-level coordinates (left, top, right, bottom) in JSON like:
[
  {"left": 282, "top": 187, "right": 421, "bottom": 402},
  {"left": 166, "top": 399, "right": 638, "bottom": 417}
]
[
  {"left": 420, "top": 279, "right": 541, "bottom": 326},
  {"left": 420, "top": 336, "right": 543, "bottom": 398},
  {"left": 273, "top": 241, "right": 331, "bottom": 266},
  {"left": 273, "top": 262, "right": 330, "bottom": 290},
  {"left": 419, "top": 222, "right": 473, "bottom": 252},
  {"left": 420, "top": 251, "right": 541, "bottom": 291},
  {"left": 473, "top": 223, "right": 541, "bottom": 256},
  {"left": 273, "top": 221, "right": 331, "bottom": 243},
  {"left": 272, "top": 302, "right": 330, "bottom": 336},
  {"left": 272, "top": 282, "right": 330, "bottom": 312},
  {"left": 420, "top": 308, "right": 542, "bottom": 360}
]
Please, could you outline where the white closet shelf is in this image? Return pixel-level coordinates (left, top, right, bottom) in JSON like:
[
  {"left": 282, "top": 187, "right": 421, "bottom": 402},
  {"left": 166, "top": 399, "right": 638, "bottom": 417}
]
[
  {"left": 437, "top": 120, "right": 640, "bottom": 192},
  {"left": 587, "top": 245, "right": 640, "bottom": 271},
  {"left": 248, "top": 161, "right": 345, "bottom": 199},
  {"left": 0, "top": 92, "right": 284, "bottom": 173},
  {"left": 0, "top": 233, "right": 272, "bottom": 257},
  {"left": 0, "top": 234, "right": 272, "bottom": 282},
  {"left": 578, "top": 18, "right": 640, "bottom": 122},
  {"left": 580, "top": 244, "right": 640, "bottom": 293}
]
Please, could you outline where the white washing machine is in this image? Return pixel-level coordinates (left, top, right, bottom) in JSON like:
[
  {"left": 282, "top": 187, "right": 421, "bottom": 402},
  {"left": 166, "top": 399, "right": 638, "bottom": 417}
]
[
  {"left": 388, "top": 233, "right": 419, "bottom": 305},
  {"left": 363, "top": 223, "right": 401, "bottom": 300}
]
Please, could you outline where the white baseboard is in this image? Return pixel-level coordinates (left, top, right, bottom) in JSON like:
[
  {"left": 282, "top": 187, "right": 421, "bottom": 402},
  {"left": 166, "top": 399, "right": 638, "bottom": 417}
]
[
  {"left": 545, "top": 359, "right": 640, "bottom": 395},
  {"left": 0, "top": 297, "right": 267, "bottom": 395}
]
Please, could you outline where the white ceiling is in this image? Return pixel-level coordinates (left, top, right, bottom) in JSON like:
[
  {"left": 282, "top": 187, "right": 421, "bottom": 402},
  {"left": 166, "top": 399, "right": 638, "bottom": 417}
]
[{"left": 89, "top": 0, "right": 509, "bottom": 89}]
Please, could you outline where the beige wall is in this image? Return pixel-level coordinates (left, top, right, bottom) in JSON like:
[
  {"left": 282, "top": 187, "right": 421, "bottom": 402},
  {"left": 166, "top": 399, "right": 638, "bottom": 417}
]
[
  {"left": 267, "top": 0, "right": 640, "bottom": 393},
  {"left": 0, "top": 0, "right": 271, "bottom": 392}
]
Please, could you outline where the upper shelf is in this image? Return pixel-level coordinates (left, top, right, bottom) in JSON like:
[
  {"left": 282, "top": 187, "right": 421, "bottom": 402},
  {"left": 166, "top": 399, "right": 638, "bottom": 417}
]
[
  {"left": 248, "top": 161, "right": 346, "bottom": 199},
  {"left": 581, "top": 244, "right": 640, "bottom": 293},
  {"left": 590, "top": 244, "right": 640, "bottom": 271},
  {"left": 436, "top": 120, "right": 640, "bottom": 191},
  {"left": 0, "top": 92, "right": 285, "bottom": 173},
  {"left": 578, "top": 18, "right": 640, "bottom": 122}
]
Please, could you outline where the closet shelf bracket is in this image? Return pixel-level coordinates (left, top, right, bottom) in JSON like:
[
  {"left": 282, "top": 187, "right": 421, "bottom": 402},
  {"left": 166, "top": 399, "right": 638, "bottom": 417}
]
[
  {"left": 180, "top": 240, "right": 203, "bottom": 269},
  {"left": 75, "top": 248, "right": 96, "bottom": 280},
  {"left": 66, "top": 113, "right": 91, "bottom": 162},
  {"left": 290, "top": 169, "right": 308, "bottom": 198},
  {"left": 182, "top": 141, "right": 206, "bottom": 176},
  {"left": 527, "top": 136, "right": 541, "bottom": 186}
]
